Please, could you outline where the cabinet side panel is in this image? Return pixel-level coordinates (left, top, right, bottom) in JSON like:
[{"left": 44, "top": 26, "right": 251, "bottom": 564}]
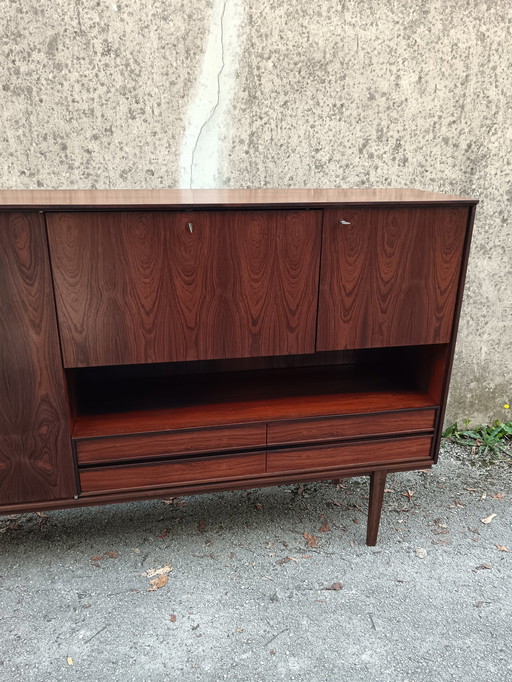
[{"left": 0, "top": 212, "right": 75, "bottom": 505}]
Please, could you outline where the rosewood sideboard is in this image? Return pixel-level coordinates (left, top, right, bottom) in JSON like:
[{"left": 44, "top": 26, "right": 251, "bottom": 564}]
[{"left": 0, "top": 188, "right": 477, "bottom": 544}]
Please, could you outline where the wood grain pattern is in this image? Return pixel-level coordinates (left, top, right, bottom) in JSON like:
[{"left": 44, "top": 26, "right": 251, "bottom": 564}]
[
  {"left": 79, "top": 451, "right": 266, "bottom": 494},
  {"left": 317, "top": 207, "right": 468, "bottom": 350},
  {"left": 71, "top": 365, "right": 437, "bottom": 439},
  {"left": 267, "top": 436, "right": 433, "bottom": 474},
  {"left": 1, "top": 459, "right": 432, "bottom": 515},
  {"left": 0, "top": 188, "right": 477, "bottom": 210},
  {"left": 76, "top": 423, "right": 266, "bottom": 465},
  {"left": 0, "top": 212, "right": 75, "bottom": 506},
  {"left": 47, "top": 210, "right": 321, "bottom": 367},
  {"left": 267, "top": 408, "right": 436, "bottom": 445}
]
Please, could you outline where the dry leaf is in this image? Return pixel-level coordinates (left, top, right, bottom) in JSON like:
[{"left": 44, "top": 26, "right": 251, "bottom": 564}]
[
  {"left": 157, "top": 529, "right": 170, "bottom": 538},
  {"left": 324, "top": 582, "right": 344, "bottom": 591},
  {"left": 254, "top": 504, "right": 263, "bottom": 510},
  {"left": 473, "top": 563, "right": 492, "bottom": 571},
  {"left": 90, "top": 555, "right": 103, "bottom": 561},
  {"left": 67, "top": 658, "right": 73, "bottom": 666},
  {"left": 415, "top": 547, "right": 427, "bottom": 558},
  {"left": 384, "top": 488, "right": 394, "bottom": 493},
  {"left": 481, "top": 514, "right": 497, "bottom": 524},
  {"left": 496, "top": 545, "right": 509, "bottom": 552},
  {"left": 275, "top": 556, "right": 298, "bottom": 565},
  {"left": 402, "top": 490, "right": 414, "bottom": 501},
  {"left": 492, "top": 493, "right": 505, "bottom": 500},
  {"left": 148, "top": 574, "right": 169, "bottom": 591},
  {"left": 170, "top": 614, "right": 177, "bottom": 623},
  {"left": 449, "top": 500, "right": 464, "bottom": 508},
  {"left": 198, "top": 520, "right": 207, "bottom": 533},
  {"left": 104, "top": 551, "right": 119, "bottom": 559},
  {"left": 162, "top": 497, "right": 187, "bottom": 507},
  {"left": 303, "top": 532, "right": 319, "bottom": 548},
  {"left": 275, "top": 557, "right": 290, "bottom": 565},
  {"left": 141, "top": 565, "right": 173, "bottom": 578},
  {"left": 319, "top": 523, "right": 331, "bottom": 533}
]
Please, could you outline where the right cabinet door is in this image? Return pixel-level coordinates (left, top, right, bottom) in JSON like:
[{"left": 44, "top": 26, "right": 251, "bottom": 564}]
[{"left": 317, "top": 206, "right": 468, "bottom": 350}]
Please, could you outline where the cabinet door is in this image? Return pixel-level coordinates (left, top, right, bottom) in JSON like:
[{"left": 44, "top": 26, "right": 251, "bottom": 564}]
[
  {"left": 47, "top": 210, "right": 321, "bottom": 367},
  {"left": 0, "top": 213, "right": 75, "bottom": 506},
  {"left": 317, "top": 206, "right": 468, "bottom": 350}
]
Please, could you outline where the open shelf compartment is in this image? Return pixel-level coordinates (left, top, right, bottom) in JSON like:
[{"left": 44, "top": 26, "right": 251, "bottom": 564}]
[{"left": 69, "top": 345, "right": 447, "bottom": 440}]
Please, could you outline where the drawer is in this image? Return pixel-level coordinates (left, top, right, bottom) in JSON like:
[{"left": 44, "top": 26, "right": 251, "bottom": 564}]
[
  {"left": 79, "top": 452, "right": 266, "bottom": 494},
  {"left": 267, "top": 435, "right": 433, "bottom": 474},
  {"left": 76, "top": 423, "right": 266, "bottom": 465},
  {"left": 268, "top": 409, "right": 436, "bottom": 446}
]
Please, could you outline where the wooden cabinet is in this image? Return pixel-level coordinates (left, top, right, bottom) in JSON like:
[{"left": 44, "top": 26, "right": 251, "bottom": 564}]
[{"left": 0, "top": 189, "right": 477, "bottom": 545}]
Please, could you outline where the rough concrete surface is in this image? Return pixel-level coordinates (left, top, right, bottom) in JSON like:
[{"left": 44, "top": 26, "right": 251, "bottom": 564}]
[
  {"left": 1, "top": 443, "right": 511, "bottom": 682},
  {"left": 0, "top": 1, "right": 511, "bottom": 420}
]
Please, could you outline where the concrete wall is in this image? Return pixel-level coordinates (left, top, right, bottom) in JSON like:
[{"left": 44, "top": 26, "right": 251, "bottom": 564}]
[{"left": 1, "top": 1, "right": 511, "bottom": 424}]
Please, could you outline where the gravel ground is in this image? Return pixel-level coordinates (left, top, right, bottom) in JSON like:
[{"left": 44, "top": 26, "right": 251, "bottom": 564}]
[{"left": 1, "top": 442, "right": 511, "bottom": 682}]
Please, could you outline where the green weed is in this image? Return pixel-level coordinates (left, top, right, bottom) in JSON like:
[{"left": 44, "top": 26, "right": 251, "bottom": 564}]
[{"left": 443, "top": 419, "right": 512, "bottom": 467}]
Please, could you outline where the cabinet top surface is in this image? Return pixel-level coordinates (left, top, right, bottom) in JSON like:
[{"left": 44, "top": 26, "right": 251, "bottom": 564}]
[{"left": 0, "top": 188, "right": 477, "bottom": 209}]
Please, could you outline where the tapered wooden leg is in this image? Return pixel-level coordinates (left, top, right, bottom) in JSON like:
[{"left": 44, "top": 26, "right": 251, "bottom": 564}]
[{"left": 366, "top": 470, "right": 387, "bottom": 546}]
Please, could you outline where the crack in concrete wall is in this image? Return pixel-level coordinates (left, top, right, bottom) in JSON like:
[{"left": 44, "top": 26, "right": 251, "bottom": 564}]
[
  {"left": 179, "top": 0, "right": 244, "bottom": 189},
  {"left": 189, "top": 0, "right": 227, "bottom": 189}
]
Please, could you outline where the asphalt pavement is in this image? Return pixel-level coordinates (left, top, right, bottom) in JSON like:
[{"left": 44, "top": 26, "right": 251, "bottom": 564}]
[{"left": 1, "top": 442, "right": 511, "bottom": 682}]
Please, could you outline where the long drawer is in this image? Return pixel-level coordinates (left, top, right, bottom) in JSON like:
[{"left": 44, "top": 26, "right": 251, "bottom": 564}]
[
  {"left": 79, "top": 451, "right": 266, "bottom": 494},
  {"left": 76, "top": 423, "right": 266, "bottom": 465},
  {"left": 268, "top": 408, "right": 436, "bottom": 446},
  {"left": 267, "top": 435, "right": 433, "bottom": 474}
]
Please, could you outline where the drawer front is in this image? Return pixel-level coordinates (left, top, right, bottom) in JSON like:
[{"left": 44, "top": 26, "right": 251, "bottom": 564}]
[
  {"left": 47, "top": 210, "right": 321, "bottom": 367},
  {"left": 267, "top": 436, "right": 433, "bottom": 474},
  {"left": 268, "top": 409, "right": 436, "bottom": 446},
  {"left": 80, "top": 452, "right": 266, "bottom": 494},
  {"left": 76, "top": 423, "right": 266, "bottom": 465}
]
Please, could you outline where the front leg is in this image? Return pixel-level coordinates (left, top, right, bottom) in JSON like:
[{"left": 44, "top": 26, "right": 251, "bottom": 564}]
[{"left": 366, "top": 470, "right": 387, "bottom": 546}]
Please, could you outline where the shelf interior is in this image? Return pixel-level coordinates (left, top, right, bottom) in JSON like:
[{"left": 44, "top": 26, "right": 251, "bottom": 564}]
[{"left": 70, "top": 347, "right": 446, "bottom": 439}]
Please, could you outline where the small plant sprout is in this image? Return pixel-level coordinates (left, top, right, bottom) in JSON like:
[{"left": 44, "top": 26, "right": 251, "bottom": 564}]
[{"left": 443, "top": 410, "right": 512, "bottom": 467}]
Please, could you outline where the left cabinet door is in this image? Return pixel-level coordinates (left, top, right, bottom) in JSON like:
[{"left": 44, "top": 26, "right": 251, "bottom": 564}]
[
  {"left": 0, "top": 213, "right": 75, "bottom": 506},
  {"left": 47, "top": 210, "right": 322, "bottom": 367}
]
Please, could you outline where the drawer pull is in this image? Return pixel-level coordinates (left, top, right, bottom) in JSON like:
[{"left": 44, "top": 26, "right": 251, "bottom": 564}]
[
  {"left": 187, "top": 222, "right": 193, "bottom": 233},
  {"left": 339, "top": 219, "right": 351, "bottom": 225}
]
